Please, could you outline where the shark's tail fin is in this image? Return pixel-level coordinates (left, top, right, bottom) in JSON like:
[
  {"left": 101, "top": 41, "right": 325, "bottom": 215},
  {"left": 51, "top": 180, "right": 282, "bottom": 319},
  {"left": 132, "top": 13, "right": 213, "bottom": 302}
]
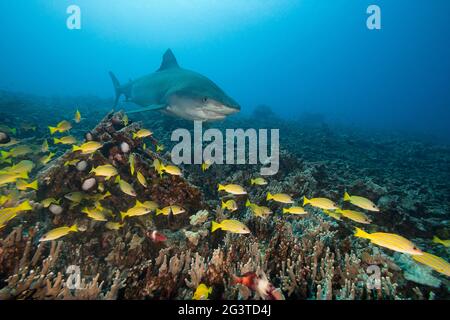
[{"left": 109, "top": 71, "right": 123, "bottom": 108}]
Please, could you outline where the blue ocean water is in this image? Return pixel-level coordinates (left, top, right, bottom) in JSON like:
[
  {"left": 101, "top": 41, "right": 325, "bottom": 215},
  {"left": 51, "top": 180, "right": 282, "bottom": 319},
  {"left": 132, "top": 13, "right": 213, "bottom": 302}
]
[{"left": 0, "top": 0, "right": 449, "bottom": 141}]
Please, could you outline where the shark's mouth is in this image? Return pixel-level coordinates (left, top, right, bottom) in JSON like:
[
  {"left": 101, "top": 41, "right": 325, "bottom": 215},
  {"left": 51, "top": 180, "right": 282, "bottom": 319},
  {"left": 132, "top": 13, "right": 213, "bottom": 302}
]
[{"left": 165, "top": 103, "right": 239, "bottom": 121}]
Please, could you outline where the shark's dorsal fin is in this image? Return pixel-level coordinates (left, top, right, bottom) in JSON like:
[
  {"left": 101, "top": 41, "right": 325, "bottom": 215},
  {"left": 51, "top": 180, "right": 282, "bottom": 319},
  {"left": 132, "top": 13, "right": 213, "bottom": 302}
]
[{"left": 158, "top": 49, "right": 180, "bottom": 71}]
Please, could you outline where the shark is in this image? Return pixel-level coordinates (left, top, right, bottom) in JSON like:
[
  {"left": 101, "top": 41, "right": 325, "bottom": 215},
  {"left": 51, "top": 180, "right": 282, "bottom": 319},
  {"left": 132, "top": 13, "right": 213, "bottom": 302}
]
[{"left": 109, "top": 49, "right": 240, "bottom": 121}]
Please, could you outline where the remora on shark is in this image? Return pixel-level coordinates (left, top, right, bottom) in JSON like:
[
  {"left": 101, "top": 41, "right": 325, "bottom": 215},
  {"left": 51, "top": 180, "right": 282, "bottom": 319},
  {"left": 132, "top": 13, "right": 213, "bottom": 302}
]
[{"left": 109, "top": 49, "right": 240, "bottom": 121}]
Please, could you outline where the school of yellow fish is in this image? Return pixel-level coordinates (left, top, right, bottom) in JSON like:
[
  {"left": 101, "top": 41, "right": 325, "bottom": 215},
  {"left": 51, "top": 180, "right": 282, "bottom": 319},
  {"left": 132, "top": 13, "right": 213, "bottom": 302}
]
[{"left": 1, "top": 109, "right": 449, "bottom": 302}]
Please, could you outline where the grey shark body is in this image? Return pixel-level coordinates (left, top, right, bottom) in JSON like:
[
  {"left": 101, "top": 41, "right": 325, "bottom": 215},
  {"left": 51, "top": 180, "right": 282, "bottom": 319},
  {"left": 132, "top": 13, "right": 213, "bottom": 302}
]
[{"left": 109, "top": 49, "right": 240, "bottom": 121}]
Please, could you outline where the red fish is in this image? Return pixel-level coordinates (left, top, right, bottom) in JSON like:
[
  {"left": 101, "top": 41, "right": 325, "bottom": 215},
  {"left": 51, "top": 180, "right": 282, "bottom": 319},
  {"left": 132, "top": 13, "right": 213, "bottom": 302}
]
[
  {"left": 147, "top": 230, "right": 167, "bottom": 243},
  {"left": 232, "top": 272, "right": 284, "bottom": 300}
]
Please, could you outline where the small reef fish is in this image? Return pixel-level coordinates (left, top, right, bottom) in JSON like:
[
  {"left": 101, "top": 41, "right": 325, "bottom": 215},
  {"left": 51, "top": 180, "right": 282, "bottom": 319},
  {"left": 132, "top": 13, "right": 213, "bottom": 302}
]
[
  {"left": 354, "top": 227, "right": 423, "bottom": 255},
  {"left": 201, "top": 161, "right": 212, "bottom": 172},
  {"left": 303, "top": 196, "right": 338, "bottom": 210},
  {"left": 49, "top": 120, "right": 72, "bottom": 135},
  {"left": 232, "top": 272, "right": 284, "bottom": 300},
  {"left": 136, "top": 200, "right": 158, "bottom": 211},
  {"left": 211, "top": 219, "right": 250, "bottom": 234},
  {"left": 0, "top": 200, "right": 33, "bottom": 217},
  {"left": 74, "top": 109, "right": 82, "bottom": 123},
  {"left": 41, "top": 139, "right": 49, "bottom": 152},
  {"left": 137, "top": 171, "right": 147, "bottom": 188},
  {"left": 105, "top": 222, "right": 124, "bottom": 231},
  {"left": 123, "top": 114, "right": 129, "bottom": 126},
  {"left": 193, "top": 283, "right": 212, "bottom": 300},
  {"left": 64, "top": 191, "right": 85, "bottom": 203},
  {"left": 323, "top": 209, "right": 342, "bottom": 220},
  {"left": 162, "top": 164, "right": 182, "bottom": 176},
  {"left": 147, "top": 230, "right": 167, "bottom": 243},
  {"left": 218, "top": 184, "right": 247, "bottom": 195},
  {"left": 1, "top": 160, "right": 34, "bottom": 175},
  {"left": 1, "top": 145, "right": 33, "bottom": 159},
  {"left": 64, "top": 159, "right": 79, "bottom": 167},
  {"left": 344, "top": 192, "right": 380, "bottom": 212},
  {"left": 245, "top": 199, "right": 271, "bottom": 218},
  {"left": 53, "top": 136, "right": 77, "bottom": 145},
  {"left": 250, "top": 177, "right": 267, "bottom": 186},
  {"left": 412, "top": 252, "right": 450, "bottom": 277},
  {"left": 156, "top": 205, "right": 185, "bottom": 216},
  {"left": 132, "top": 129, "right": 152, "bottom": 139},
  {"left": 72, "top": 141, "right": 103, "bottom": 154},
  {"left": 266, "top": 192, "right": 293, "bottom": 204},
  {"left": 221, "top": 199, "right": 238, "bottom": 212},
  {"left": 16, "top": 179, "right": 38, "bottom": 191},
  {"left": 41, "top": 198, "right": 60, "bottom": 208},
  {"left": 82, "top": 206, "right": 108, "bottom": 221},
  {"left": 283, "top": 206, "right": 307, "bottom": 215},
  {"left": 153, "top": 159, "right": 165, "bottom": 177},
  {"left": 121, "top": 202, "right": 153, "bottom": 220},
  {"left": 129, "top": 153, "right": 135, "bottom": 175},
  {"left": 88, "top": 191, "right": 112, "bottom": 202},
  {"left": 115, "top": 176, "right": 137, "bottom": 197},
  {"left": 432, "top": 236, "right": 450, "bottom": 247},
  {"left": 156, "top": 144, "right": 164, "bottom": 152},
  {"left": 336, "top": 209, "right": 371, "bottom": 224},
  {"left": 0, "top": 171, "right": 28, "bottom": 187},
  {"left": 39, "top": 224, "right": 78, "bottom": 242},
  {"left": 39, "top": 152, "right": 55, "bottom": 165},
  {"left": 91, "top": 164, "right": 118, "bottom": 180}
]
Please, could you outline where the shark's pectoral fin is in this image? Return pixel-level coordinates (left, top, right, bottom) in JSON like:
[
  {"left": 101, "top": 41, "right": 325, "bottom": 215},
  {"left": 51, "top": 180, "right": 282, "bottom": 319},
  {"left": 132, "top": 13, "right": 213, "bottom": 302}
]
[{"left": 127, "top": 104, "right": 167, "bottom": 114}]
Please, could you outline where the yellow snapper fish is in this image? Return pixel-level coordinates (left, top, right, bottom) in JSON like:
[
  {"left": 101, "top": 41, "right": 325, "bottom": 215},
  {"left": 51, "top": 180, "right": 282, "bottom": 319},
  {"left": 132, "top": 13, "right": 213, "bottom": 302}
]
[
  {"left": 162, "top": 164, "right": 182, "bottom": 176},
  {"left": 64, "top": 159, "right": 79, "bottom": 167},
  {"left": 0, "top": 201, "right": 34, "bottom": 228},
  {"left": 1, "top": 145, "right": 33, "bottom": 159},
  {"left": 354, "top": 227, "right": 423, "bottom": 255},
  {"left": 245, "top": 199, "right": 271, "bottom": 218},
  {"left": 122, "top": 114, "right": 129, "bottom": 126},
  {"left": 336, "top": 209, "right": 371, "bottom": 224},
  {"left": 0, "top": 171, "right": 28, "bottom": 187},
  {"left": 201, "top": 160, "right": 212, "bottom": 172},
  {"left": 211, "top": 219, "right": 250, "bottom": 234},
  {"left": 39, "top": 152, "right": 55, "bottom": 165},
  {"left": 221, "top": 199, "right": 238, "bottom": 212},
  {"left": 74, "top": 109, "right": 82, "bottom": 123},
  {"left": 136, "top": 200, "right": 158, "bottom": 211},
  {"left": 266, "top": 192, "right": 294, "bottom": 204},
  {"left": 41, "top": 139, "right": 49, "bottom": 153},
  {"left": 121, "top": 202, "right": 154, "bottom": 220},
  {"left": 137, "top": 171, "right": 147, "bottom": 188},
  {"left": 129, "top": 153, "right": 136, "bottom": 175},
  {"left": 106, "top": 221, "right": 124, "bottom": 230},
  {"left": 0, "top": 138, "right": 20, "bottom": 148},
  {"left": 72, "top": 141, "right": 103, "bottom": 154},
  {"left": 283, "top": 206, "right": 308, "bottom": 215},
  {"left": 64, "top": 191, "right": 86, "bottom": 203},
  {"left": 132, "top": 129, "right": 152, "bottom": 139},
  {"left": 412, "top": 252, "right": 450, "bottom": 277},
  {"left": 323, "top": 209, "right": 342, "bottom": 221},
  {"left": 115, "top": 176, "right": 136, "bottom": 197},
  {"left": 48, "top": 120, "right": 72, "bottom": 135},
  {"left": 53, "top": 136, "right": 77, "bottom": 145},
  {"left": 193, "top": 283, "right": 212, "bottom": 300},
  {"left": 88, "top": 191, "right": 112, "bottom": 202},
  {"left": 39, "top": 224, "right": 78, "bottom": 242},
  {"left": 16, "top": 179, "right": 38, "bottom": 191},
  {"left": 344, "top": 192, "right": 380, "bottom": 212},
  {"left": 156, "top": 205, "right": 185, "bottom": 216},
  {"left": 82, "top": 206, "right": 108, "bottom": 221},
  {"left": 91, "top": 164, "right": 118, "bottom": 180},
  {"left": 218, "top": 184, "right": 247, "bottom": 195},
  {"left": 0, "top": 160, "right": 34, "bottom": 175},
  {"left": 153, "top": 159, "right": 165, "bottom": 177},
  {"left": 250, "top": 177, "right": 268, "bottom": 186},
  {"left": 41, "top": 198, "right": 60, "bottom": 208},
  {"left": 303, "top": 196, "right": 338, "bottom": 210},
  {"left": 156, "top": 144, "right": 165, "bottom": 152},
  {"left": 432, "top": 236, "right": 450, "bottom": 247}
]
